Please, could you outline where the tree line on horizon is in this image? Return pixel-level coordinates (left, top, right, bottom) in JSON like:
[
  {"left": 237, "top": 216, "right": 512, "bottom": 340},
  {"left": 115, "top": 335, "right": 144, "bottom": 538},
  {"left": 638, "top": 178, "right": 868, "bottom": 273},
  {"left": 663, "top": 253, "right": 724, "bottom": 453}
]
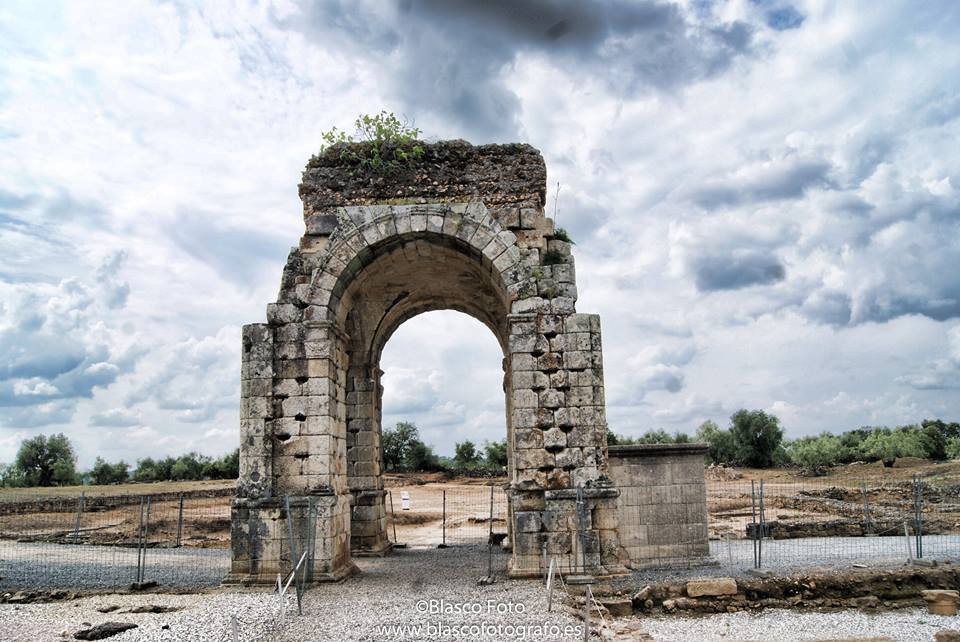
[
  {"left": 608, "top": 410, "right": 960, "bottom": 475},
  {"left": 0, "top": 433, "right": 239, "bottom": 488},
  {"left": 381, "top": 421, "right": 507, "bottom": 474},
  {"left": 4, "top": 412, "right": 958, "bottom": 487}
]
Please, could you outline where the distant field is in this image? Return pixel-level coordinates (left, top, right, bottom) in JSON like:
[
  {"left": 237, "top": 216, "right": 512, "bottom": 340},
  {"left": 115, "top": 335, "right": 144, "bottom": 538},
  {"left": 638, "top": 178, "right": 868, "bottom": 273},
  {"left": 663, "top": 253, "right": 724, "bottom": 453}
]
[
  {"left": 0, "top": 479, "right": 235, "bottom": 501},
  {"left": 727, "top": 458, "right": 960, "bottom": 485}
]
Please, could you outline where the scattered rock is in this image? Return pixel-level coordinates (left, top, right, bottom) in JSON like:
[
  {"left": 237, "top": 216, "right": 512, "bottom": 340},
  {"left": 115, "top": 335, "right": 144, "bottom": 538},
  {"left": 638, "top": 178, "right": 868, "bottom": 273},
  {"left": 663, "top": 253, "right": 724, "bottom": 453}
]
[
  {"left": 96, "top": 605, "right": 120, "bottom": 613},
  {"left": 923, "top": 590, "right": 960, "bottom": 616},
  {"left": 128, "top": 581, "right": 158, "bottom": 591},
  {"left": 852, "top": 595, "right": 880, "bottom": 609},
  {"left": 935, "top": 630, "right": 960, "bottom": 642},
  {"left": 686, "top": 578, "right": 738, "bottom": 597},
  {"left": 124, "top": 604, "right": 181, "bottom": 614},
  {"left": 599, "top": 597, "right": 633, "bottom": 617},
  {"left": 73, "top": 622, "right": 138, "bottom": 640},
  {"left": 632, "top": 585, "right": 652, "bottom": 603}
]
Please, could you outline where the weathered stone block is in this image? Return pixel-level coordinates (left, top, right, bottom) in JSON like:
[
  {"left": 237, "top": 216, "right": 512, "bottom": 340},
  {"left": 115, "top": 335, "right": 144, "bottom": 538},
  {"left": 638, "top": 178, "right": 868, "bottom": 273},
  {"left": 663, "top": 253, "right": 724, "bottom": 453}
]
[
  {"left": 515, "top": 428, "right": 544, "bottom": 449},
  {"left": 515, "top": 511, "right": 542, "bottom": 533},
  {"left": 512, "top": 389, "right": 538, "bottom": 408},
  {"left": 542, "top": 428, "right": 567, "bottom": 450},
  {"left": 515, "top": 449, "right": 555, "bottom": 470},
  {"left": 686, "top": 578, "right": 738, "bottom": 597},
  {"left": 539, "top": 389, "right": 564, "bottom": 409}
]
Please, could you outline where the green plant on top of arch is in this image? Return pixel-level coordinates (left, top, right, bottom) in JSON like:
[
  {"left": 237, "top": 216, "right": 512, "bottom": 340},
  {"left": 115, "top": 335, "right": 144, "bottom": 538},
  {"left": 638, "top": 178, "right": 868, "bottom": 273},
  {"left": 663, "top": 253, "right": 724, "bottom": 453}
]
[{"left": 318, "top": 111, "right": 424, "bottom": 174}]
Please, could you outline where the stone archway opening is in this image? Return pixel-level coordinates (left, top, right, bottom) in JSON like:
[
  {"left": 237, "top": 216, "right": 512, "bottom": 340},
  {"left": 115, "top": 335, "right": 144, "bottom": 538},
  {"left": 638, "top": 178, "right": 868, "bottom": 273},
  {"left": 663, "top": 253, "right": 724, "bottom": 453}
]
[
  {"left": 334, "top": 233, "right": 514, "bottom": 556},
  {"left": 376, "top": 309, "right": 509, "bottom": 548}
]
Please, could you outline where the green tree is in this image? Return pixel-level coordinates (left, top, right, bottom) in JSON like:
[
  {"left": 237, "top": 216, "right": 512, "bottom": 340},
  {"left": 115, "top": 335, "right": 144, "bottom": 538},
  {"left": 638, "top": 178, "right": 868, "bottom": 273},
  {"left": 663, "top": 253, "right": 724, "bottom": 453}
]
[
  {"left": 484, "top": 439, "right": 508, "bottom": 469},
  {"left": 202, "top": 449, "right": 239, "bottom": 479},
  {"left": 696, "top": 420, "right": 736, "bottom": 465},
  {"left": 132, "top": 457, "right": 159, "bottom": 482},
  {"left": 787, "top": 434, "right": 844, "bottom": 475},
  {"left": 14, "top": 433, "right": 78, "bottom": 486},
  {"left": 170, "top": 453, "right": 208, "bottom": 480},
  {"left": 946, "top": 436, "right": 960, "bottom": 460},
  {"left": 729, "top": 409, "right": 784, "bottom": 468},
  {"left": 859, "top": 426, "right": 928, "bottom": 464},
  {"left": 605, "top": 428, "right": 637, "bottom": 446},
  {"left": 89, "top": 457, "right": 130, "bottom": 485},
  {"left": 0, "top": 462, "right": 24, "bottom": 487},
  {"left": 637, "top": 429, "right": 673, "bottom": 444},
  {"left": 454, "top": 440, "right": 481, "bottom": 468},
  {"left": 404, "top": 440, "right": 440, "bottom": 472},
  {"left": 382, "top": 422, "right": 420, "bottom": 472}
]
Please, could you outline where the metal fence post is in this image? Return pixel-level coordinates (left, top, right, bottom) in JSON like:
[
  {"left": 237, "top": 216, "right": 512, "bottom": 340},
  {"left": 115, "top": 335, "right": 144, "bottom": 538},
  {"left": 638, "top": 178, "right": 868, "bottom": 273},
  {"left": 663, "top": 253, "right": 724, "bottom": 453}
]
[
  {"left": 860, "top": 482, "right": 874, "bottom": 535},
  {"left": 141, "top": 496, "right": 151, "bottom": 584},
  {"left": 758, "top": 480, "right": 764, "bottom": 568},
  {"left": 575, "top": 485, "right": 591, "bottom": 575},
  {"left": 440, "top": 489, "right": 447, "bottom": 548},
  {"left": 72, "top": 491, "right": 85, "bottom": 544},
  {"left": 582, "top": 584, "right": 590, "bottom": 642},
  {"left": 904, "top": 521, "right": 914, "bottom": 564},
  {"left": 750, "top": 480, "right": 758, "bottom": 569},
  {"left": 302, "top": 496, "right": 316, "bottom": 587},
  {"left": 175, "top": 494, "right": 185, "bottom": 548},
  {"left": 487, "top": 484, "right": 494, "bottom": 577},
  {"left": 283, "top": 495, "right": 302, "bottom": 615},
  {"left": 542, "top": 541, "right": 548, "bottom": 584},
  {"left": 913, "top": 475, "right": 923, "bottom": 559},
  {"left": 135, "top": 496, "right": 145, "bottom": 583},
  {"left": 389, "top": 490, "right": 398, "bottom": 544}
]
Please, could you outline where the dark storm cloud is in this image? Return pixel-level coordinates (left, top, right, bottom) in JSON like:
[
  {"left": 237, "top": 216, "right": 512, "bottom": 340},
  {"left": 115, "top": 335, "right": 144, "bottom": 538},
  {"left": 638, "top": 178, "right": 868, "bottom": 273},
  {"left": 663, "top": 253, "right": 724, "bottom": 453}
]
[
  {"left": 692, "top": 250, "right": 786, "bottom": 291},
  {"left": 284, "top": 0, "right": 754, "bottom": 140},
  {"left": 168, "top": 211, "right": 291, "bottom": 286},
  {"left": 749, "top": 1, "right": 805, "bottom": 31},
  {"left": 689, "top": 158, "right": 833, "bottom": 209}
]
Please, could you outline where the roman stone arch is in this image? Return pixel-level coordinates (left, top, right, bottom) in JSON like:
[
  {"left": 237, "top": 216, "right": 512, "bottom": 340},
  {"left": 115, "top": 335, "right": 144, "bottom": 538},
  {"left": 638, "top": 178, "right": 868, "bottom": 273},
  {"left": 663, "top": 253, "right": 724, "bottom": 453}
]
[{"left": 228, "top": 142, "right": 630, "bottom": 583}]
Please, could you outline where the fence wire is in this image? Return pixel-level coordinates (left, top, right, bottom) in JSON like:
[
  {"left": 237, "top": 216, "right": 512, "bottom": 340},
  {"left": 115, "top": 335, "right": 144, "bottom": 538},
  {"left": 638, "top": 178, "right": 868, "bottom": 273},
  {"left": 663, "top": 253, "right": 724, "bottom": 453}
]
[
  {"left": 3, "top": 474, "right": 960, "bottom": 590},
  {"left": 701, "top": 474, "right": 960, "bottom": 572},
  {"left": 385, "top": 484, "right": 510, "bottom": 578},
  {"left": 0, "top": 490, "right": 232, "bottom": 589}
]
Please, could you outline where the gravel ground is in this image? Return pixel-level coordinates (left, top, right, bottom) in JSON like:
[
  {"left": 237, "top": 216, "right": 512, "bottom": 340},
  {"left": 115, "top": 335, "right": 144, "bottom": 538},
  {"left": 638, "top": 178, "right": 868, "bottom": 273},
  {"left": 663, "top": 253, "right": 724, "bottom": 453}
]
[
  {"left": 3, "top": 534, "right": 957, "bottom": 590},
  {"left": 0, "top": 546, "right": 583, "bottom": 641},
  {"left": 5, "top": 545, "right": 960, "bottom": 641},
  {"left": 630, "top": 607, "right": 960, "bottom": 641}
]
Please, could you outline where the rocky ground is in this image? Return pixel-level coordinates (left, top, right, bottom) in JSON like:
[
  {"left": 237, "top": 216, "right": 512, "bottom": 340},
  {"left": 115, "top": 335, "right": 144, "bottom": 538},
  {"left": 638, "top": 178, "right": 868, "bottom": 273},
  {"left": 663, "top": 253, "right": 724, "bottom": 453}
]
[{"left": 6, "top": 547, "right": 960, "bottom": 641}]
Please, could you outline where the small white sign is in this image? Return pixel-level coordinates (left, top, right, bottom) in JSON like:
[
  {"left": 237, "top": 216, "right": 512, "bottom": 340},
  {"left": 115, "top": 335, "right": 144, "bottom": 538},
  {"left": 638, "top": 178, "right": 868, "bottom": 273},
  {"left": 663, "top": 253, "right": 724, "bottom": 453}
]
[{"left": 400, "top": 490, "right": 410, "bottom": 511}]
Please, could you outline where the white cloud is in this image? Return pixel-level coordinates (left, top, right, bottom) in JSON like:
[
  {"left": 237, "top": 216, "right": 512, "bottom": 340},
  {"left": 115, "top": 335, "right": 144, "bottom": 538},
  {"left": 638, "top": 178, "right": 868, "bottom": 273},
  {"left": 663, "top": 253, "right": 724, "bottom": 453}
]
[{"left": 1, "top": 0, "right": 959, "bottom": 468}]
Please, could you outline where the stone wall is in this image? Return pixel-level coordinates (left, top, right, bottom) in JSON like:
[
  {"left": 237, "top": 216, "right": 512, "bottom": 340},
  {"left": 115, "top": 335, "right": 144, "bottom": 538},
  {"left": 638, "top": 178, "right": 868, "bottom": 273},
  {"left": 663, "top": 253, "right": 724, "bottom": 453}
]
[{"left": 609, "top": 443, "right": 710, "bottom": 567}]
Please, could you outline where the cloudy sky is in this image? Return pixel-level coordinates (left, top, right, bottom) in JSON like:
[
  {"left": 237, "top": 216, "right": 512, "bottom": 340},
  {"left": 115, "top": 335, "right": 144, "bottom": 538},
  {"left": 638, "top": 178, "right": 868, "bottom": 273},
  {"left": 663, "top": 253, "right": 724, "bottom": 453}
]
[{"left": 1, "top": 0, "right": 959, "bottom": 468}]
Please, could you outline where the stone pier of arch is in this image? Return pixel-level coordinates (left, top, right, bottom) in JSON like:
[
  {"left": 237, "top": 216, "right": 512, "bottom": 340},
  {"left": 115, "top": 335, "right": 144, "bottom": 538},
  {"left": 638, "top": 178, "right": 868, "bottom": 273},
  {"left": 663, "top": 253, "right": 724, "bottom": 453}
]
[{"left": 227, "top": 141, "right": 637, "bottom": 584}]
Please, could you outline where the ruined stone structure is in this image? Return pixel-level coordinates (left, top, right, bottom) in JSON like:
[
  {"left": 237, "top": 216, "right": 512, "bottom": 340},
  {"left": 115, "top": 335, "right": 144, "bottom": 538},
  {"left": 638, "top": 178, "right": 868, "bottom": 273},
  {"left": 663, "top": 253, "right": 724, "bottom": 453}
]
[
  {"left": 229, "top": 140, "right": 632, "bottom": 583},
  {"left": 608, "top": 444, "right": 711, "bottom": 568}
]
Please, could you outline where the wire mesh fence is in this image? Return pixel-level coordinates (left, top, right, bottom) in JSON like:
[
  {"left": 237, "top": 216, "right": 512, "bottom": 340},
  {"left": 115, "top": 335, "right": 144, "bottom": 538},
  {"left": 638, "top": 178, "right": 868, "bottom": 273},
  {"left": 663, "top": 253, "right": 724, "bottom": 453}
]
[
  {"left": 385, "top": 483, "right": 511, "bottom": 578},
  {"left": 627, "top": 476, "right": 960, "bottom": 572},
  {"left": 0, "top": 490, "right": 231, "bottom": 589},
  {"left": 4, "top": 474, "right": 960, "bottom": 590}
]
